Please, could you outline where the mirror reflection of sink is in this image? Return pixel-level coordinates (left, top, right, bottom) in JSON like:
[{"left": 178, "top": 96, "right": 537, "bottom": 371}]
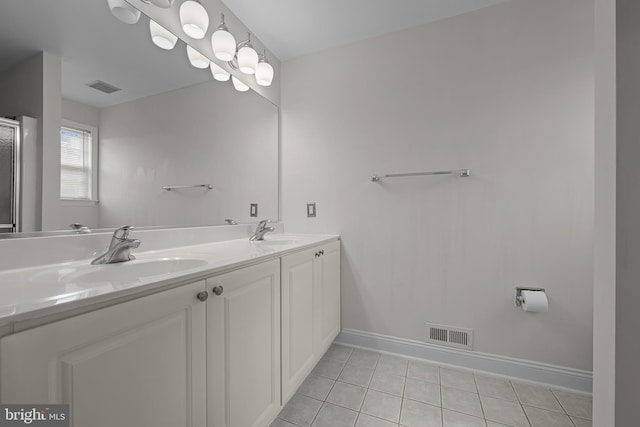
[{"left": 29, "top": 258, "right": 208, "bottom": 287}]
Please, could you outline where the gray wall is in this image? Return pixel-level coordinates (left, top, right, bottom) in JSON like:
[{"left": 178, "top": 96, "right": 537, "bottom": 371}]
[
  {"left": 616, "top": 0, "right": 640, "bottom": 424},
  {"left": 97, "top": 79, "right": 278, "bottom": 228},
  {"left": 0, "top": 52, "right": 62, "bottom": 232},
  {"left": 593, "top": 0, "right": 616, "bottom": 423},
  {"left": 282, "top": 0, "right": 594, "bottom": 370}
]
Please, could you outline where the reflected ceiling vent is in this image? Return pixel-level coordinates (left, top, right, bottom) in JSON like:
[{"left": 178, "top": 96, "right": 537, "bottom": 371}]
[{"left": 86, "top": 80, "right": 121, "bottom": 94}]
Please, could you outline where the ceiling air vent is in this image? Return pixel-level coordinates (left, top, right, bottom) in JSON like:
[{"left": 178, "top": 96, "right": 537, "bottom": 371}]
[
  {"left": 425, "top": 322, "right": 473, "bottom": 350},
  {"left": 86, "top": 80, "right": 121, "bottom": 94}
]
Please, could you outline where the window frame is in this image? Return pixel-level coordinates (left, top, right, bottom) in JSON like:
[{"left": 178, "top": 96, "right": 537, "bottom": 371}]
[{"left": 60, "top": 119, "right": 99, "bottom": 203}]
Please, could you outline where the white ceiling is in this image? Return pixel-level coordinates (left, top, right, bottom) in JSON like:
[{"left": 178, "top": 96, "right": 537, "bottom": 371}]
[
  {"left": 219, "top": 0, "right": 511, "bottom": 61},
  {"left": 0, "top": 0, "right": 211, "bottom": 108},
  {"left": 0, "top": 0, "right": 511, "bottom": 108}
]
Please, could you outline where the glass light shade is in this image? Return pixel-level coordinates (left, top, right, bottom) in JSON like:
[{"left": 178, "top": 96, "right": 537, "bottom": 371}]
[
  {"left": 147, "top": 0, "right": 174, "bottom": 7},
  {"left": 150, "top": 20, "right": 178, "bottom": 50},
  {"left": 180, "top": 1, "right": 209, "bottom": 39},
  {"left": 107, "top": 0, "right": 141, "bottom": 24},
  {"left": 237, "top": 45, "right": 258, "bottom": 74},
  {"left": 210, "top": 62, "right": 230, "bottom": 82},
  {"left": 232, "top": 76, "right": 249, "bottom": 92},
  {"left": 187, "top": 46, "right": 210, "bottom": 69},
  {"left": 211, "top": 30, "right": 236, "bottom": 61},
  {"left": 255, "top": 61, "right": 274, "bottom": 86}
]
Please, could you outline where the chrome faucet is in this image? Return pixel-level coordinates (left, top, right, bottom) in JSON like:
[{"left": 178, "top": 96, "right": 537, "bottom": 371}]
[
  {"left": 69, "top": 223, "right": 91, "bottom": 234},
  {"left": 91, "top": 225, "right": 141, "bottom": 265},
  {"left": 249, "top": 219, "right": 275, "bottom": 241}
]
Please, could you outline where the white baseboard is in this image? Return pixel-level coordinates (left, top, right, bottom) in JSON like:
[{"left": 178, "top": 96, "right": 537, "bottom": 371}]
[{"left": 335, "top": 328, "right": 592, "bottom": 395}]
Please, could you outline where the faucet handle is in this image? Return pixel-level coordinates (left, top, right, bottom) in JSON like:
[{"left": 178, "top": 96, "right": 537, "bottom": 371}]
[
  {"left": 257, "top": 219, "right": 271, "bottom": 228},
  {"left": 113, "top": 225, "right": 134, "bottom": 239}
]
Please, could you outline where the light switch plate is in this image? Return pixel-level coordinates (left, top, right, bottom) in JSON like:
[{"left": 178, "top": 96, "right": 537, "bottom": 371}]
[
  {"left": 250, "top": 203, "right": 258, "bottom": 217},
  {"left": 307, "top": 203, "right": 316, "bottom": 218}
]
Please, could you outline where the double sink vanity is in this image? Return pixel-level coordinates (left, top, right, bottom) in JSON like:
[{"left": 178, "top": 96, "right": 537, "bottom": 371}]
[{"left": 0, "top": 225, "right": 340, "bottom": 427}]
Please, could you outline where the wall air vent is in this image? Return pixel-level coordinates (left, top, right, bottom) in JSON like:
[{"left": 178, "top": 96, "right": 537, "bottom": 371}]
[
  {"left": 86, "top": 80, "right": 121, "bottom": 94},
  {"left": 425, "top": 322, "right": 473, "bottom": 350}
]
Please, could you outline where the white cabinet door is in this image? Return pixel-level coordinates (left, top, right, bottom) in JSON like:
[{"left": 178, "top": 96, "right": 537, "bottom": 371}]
[
  {"left": 281, "top": 247, "right": 317, "bottom": 402},
  {"left": 207, "top": 259, "right": 281, "bottom": 427},
  {"left": 281, "top": 240, "right": 341, "bottom": 403},
  {"left": 0, "top": 281, "right": 208, "bottom": 427},
  {"left": 315, "top": 240, "right": 341, "bottom": 353}
]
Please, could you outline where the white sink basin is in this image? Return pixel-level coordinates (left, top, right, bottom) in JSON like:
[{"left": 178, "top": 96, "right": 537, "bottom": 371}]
[
  {"left": 29, "top": 258, "right": 208, "bottom": 287},
  {"left": 0, "top": 258, "right": 209, "bottom": 317},
  {"left": 72, "top": 258, "right": 208, "bottom": 284}
]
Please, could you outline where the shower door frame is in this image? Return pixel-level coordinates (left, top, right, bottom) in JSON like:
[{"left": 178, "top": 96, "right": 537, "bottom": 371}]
[{"left": 0, "top": 117, "right": 20, "bottom": 233}]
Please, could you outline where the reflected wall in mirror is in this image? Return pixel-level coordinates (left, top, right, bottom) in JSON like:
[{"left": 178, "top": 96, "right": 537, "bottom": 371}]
[{"left": 0, "top": 0, "right": 278, "bottom": 234}]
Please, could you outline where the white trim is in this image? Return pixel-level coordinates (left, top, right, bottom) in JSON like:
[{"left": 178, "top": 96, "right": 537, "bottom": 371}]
[
  {"left": 335, "top": 328, "right": 592, "bottom": 395},
  {"left": 60, "top": 199, "right": 99, "bottom": 207}
]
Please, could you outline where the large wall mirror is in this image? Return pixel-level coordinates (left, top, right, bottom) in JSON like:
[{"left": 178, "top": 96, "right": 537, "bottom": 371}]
[{"left": 0, "top": 0, "right": 279, "bottom": 235}]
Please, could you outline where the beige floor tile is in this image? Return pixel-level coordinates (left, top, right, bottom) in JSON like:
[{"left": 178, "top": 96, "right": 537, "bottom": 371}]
[
  {"left": 369, "top": 372, "right": 406, "bottom": 397},
  {"left": 312, "top": 403, "right": 358, "bottom": 427},
  {"left": 356, "top": 413, "right": 399, "bottom": 427},
  {"left": 339, "top": 364, "right": 376, "bottom": 387},
  {"left": 441, "top": 386, "right": 483, "bottom": 418},
  {"left": 407, "top": 361, "right": 440, "bottom": 384},
  {"left": 278, "top": 394, "right": 323, "bottom": 427},
  {"left": 327, "top": 381, "right": 367, "bottom": 411},
  {"left": 361, "top": 390, "right": 402, "bottom": 423},
  {"left": 442, "top": 409, "right": 487, "bottom": 427},
  {"left": 553, "top": 391, "right": 592, "bottom": 419},
  {"left": 475, "top": 375, "right": 518, "bottom": 402},
  {"left": 400, "top": 399, "right": 442, "bottom": 427},
  {"left": 440, "top": 369, "right": 477, "bottom": 393},
  {"left": 524, "top": 405, "right": 574, "bottom": 427},
  {"left": 512, "top": 383, "right": 563, "bottom": 412},
  {"left": 404, "top": 378, "right": 441, "bottom": 407},
  {"left": 480, "top": 395, "right": 530, "bottom": 427}
]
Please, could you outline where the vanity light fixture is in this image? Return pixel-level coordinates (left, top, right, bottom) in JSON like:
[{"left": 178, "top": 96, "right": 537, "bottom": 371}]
[
  {"left": 211, "top": 14, "right": 236, "bottom": 61},
  {"left": 107, "top": 0, "right": 141, "bottom": 24},
  {"left": 231, "top": 76, "right": 249, "bottom": 92},
  {"left": 236, "top": 33, "right": 259, "bottom": 75},
  {"left": 187, "top": 45, "right": 210, "bottom": 68},
  {"left": 210, "top": 62, "right": 230, "bottom": 82},
  {"left": 255, "top": 50, "right": 274, "bottom": 87},
  {"left": 114, "top": 0, "right": 276, "bottom": 91},
  {"left": 150, "top": 19, "right": 178, "bottom": 50},
  {"left": 180, "top": 0, "right": 209, "bottom": 39}
]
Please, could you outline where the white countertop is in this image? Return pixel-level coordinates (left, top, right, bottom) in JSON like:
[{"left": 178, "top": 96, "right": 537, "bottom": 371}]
[{"left": 0, "top": 233, "right": 339, "bottom": 330}]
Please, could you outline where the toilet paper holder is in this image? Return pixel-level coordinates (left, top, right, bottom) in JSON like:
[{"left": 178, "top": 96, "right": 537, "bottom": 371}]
[{"left": 515, "top": 287, "right": 546, "bottom": 307}]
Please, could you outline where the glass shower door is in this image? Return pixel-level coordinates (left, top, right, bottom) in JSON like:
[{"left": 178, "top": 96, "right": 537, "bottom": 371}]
[{"left": 0, "top": 118, "right": 19, "bottom": 233}]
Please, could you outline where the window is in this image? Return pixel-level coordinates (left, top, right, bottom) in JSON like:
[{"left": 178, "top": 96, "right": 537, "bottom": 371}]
[{"left": 60, "top": 120, "right": 98, "bottom": 201}]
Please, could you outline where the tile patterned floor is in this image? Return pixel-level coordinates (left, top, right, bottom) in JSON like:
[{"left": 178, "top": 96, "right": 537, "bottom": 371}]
[{"left": 272, "top": 345, "right": 592, "bottom": 427}]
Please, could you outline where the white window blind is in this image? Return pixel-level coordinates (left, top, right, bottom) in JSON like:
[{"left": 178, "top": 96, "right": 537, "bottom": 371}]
[{"left": 60, "top": 125, "right": 93, "bottom": 200}]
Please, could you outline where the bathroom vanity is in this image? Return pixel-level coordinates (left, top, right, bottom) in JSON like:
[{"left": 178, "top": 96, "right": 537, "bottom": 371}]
[{"left": 0, "top": 231, "right": 340, "bottom": 427}]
